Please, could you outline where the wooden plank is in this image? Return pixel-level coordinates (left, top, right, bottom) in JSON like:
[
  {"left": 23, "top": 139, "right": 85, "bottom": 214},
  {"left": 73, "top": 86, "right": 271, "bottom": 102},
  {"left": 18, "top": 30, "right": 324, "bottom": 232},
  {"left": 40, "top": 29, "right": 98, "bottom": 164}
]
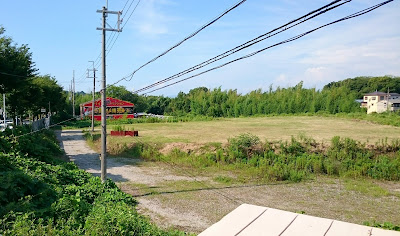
[
  {"left": 199, "top": 204, "right": 267, "bottom": 236},
  {"left": 325, "top": 220, "right": 372, "bottom": 236},
  {"left": 280, "top": 214, "right": 333, "bottom": 236},
  {"left": 237, "top": 208, "right": 298, "bottom": 236},
  {"left": 371, "top": 228, "right": 400, "bottom": 236}
]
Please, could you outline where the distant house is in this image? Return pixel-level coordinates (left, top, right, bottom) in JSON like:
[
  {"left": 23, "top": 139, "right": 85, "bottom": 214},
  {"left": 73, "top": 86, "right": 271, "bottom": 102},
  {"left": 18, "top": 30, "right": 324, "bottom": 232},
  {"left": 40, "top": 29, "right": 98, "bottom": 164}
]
[
  {"left": 80, "top": 97, "right": 135, "bottom": 120},
  {"left": 362, "top": 91, "right": 400, "bottom": 114}
]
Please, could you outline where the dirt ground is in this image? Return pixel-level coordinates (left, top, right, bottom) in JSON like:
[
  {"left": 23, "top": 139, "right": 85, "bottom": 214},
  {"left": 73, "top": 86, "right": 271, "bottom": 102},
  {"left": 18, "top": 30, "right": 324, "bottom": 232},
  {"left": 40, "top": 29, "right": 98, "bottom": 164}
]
[{"left": 56, "top": 129, "right": 400, "bottom": 234}]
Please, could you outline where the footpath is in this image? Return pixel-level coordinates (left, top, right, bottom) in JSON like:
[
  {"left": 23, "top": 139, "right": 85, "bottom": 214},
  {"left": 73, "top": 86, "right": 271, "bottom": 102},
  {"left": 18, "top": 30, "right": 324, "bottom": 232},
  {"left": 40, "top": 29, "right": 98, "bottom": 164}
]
[{"left": 55, "top": 129, "right": 213, "bottom": 233}]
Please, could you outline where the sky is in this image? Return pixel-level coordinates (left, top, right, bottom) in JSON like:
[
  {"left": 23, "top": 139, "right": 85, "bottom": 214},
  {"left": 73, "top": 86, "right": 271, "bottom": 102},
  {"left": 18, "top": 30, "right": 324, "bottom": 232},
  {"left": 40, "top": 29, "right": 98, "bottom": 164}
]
[{"left": 1, "top": 0, "right": 399, "bottom": 96}]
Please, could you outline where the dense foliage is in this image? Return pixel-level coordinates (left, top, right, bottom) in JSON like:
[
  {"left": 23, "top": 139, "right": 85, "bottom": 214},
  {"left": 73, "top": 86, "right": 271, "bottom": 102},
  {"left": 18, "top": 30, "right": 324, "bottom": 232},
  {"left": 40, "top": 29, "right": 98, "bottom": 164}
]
[
  {"left": 113, "top": 133, "right": 400, "bottom": 183},
  {"left": 324, "top": 75, "right": 400, "bottom": 98},
  {"left": 0, "top": 27, "right": 36, "bottom": 94},
  {"left": 0, "top": 127, "right": 186, "bottom": 235},
  {"left": 76, "top": 80, "right": 365, "bottom": 116},
  {"left": 0, "top": 27, "right": 67, "bottom": 120},
  {"left": 167, "top": 82, "right": 362, "bottom": 116}
]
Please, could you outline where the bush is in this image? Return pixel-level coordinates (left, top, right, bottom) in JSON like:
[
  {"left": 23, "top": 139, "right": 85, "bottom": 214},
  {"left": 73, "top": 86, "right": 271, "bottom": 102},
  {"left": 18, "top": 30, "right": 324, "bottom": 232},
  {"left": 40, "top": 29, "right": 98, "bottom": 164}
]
[
  {"left": 228, "top": 133, "right": 261, "bottom": 160},
  {"left": 132, "top": 133, "right": 400, "bottom": 183},
  {"left": 0, "top": 129, "right": 185, "bottom": 235}
]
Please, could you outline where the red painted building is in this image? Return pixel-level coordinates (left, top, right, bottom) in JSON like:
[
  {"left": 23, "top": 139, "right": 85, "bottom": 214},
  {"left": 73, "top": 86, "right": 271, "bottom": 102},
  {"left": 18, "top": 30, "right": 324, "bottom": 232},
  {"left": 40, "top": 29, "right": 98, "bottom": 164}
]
[{"left": 80, "top": 97, "right": 134, "bottom": 121}]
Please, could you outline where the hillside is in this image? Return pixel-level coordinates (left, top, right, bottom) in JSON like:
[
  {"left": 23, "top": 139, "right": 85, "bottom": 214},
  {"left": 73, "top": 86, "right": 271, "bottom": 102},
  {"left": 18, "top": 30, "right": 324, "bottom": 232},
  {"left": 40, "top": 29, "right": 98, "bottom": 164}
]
[{"left": 323, "top": 75, "right": 400, "bottom": 98}]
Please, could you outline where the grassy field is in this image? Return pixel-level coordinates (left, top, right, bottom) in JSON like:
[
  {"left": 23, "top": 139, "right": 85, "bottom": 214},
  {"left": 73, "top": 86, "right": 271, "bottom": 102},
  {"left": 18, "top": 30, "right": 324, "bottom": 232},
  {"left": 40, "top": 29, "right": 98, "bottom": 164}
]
[
  {"left": 105, "top": 116, "right": 400, "bottom": 145},
  {"left": 83, "top": 116, "right": 400, "bottom": 232}
]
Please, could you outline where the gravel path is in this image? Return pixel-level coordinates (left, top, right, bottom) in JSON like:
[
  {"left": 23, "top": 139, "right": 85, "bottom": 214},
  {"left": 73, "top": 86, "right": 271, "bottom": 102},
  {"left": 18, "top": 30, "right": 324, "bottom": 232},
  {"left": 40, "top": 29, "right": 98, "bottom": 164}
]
[
  {"left": 56, "top": 129, "right": 198, "bottom": 183},
  {"left": 56, "top": 129, "right": 214, "bottom": 232}
]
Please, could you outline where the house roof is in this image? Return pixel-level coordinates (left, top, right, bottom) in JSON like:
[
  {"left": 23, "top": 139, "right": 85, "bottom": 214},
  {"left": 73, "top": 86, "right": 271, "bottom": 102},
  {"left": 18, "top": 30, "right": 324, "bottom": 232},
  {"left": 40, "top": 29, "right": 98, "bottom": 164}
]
[
  {"left": 199, "top": 204, "right": 400, "bottom": 236},
  {"left": 80, "top": 97, "right": 134, "bottom": 108},
  {"left": 364, "top": 91, "right": 400, "bottom": 96}
]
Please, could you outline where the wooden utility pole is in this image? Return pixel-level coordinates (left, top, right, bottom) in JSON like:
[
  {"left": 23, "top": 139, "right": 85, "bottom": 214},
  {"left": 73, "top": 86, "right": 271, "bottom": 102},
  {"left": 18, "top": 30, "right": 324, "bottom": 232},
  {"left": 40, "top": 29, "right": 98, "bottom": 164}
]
[
  {"left": 96, "top": 5, "right": 122, "bottom": 182},
  {"left": 72, "top": 70, "right": 75, "bottom": 117},
  {"left": 87, "top": 61, "right": 97, "bottom": 132}
]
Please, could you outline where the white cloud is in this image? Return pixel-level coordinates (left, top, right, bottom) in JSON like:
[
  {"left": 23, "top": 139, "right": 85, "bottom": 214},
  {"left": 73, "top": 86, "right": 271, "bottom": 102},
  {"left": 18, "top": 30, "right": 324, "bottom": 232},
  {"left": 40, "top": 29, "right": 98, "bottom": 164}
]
[
  {"left": 275, "top": 73, "right": 287, "bottom": 83},
  {"left": 138, "top": 23, "right": 167, "bottom": 35},
  {"left": 131, "top": 0, "right": 177, "bottom": 37}
]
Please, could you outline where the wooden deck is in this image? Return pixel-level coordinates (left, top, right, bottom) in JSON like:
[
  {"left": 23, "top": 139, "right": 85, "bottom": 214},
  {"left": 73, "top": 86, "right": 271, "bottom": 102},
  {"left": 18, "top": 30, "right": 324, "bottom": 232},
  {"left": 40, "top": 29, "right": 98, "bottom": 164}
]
[{"left": 199, "top": 204, "right": 400, "bottom": 236}]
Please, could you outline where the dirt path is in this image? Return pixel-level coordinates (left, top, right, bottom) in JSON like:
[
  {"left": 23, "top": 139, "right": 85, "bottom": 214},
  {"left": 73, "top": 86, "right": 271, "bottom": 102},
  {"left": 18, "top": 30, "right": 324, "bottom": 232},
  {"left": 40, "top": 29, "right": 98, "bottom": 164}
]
[
  {"left": 56, "top": 129, "right": 215, "bottom": 232},
  {"left": 56, "top": 129, "right": 400, "bottom": 234}
]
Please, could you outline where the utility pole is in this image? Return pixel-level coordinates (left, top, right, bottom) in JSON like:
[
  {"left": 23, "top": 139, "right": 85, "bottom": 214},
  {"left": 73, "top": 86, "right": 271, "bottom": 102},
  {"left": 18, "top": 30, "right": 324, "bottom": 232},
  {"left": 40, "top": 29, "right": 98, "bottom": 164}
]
[
  {"left": 387, "top": 87, "right": 390, "bottom": 112},
  {"left": 3, "top": 94, "right": 5, "bottom": 127},
  {"left": 96, "top": 6, "right": 122, "bottom": 182},
  {"left": 72, "top": 70, "right": 75, "bottom": 117},
  {"left": 87, "top": 61, "right": 97, "bottom": 132}
]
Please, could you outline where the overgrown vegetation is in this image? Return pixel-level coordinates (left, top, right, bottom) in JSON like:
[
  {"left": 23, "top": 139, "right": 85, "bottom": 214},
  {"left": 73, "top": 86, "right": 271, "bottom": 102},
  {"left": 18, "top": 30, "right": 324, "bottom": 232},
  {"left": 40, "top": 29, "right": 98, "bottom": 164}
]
[
  {"left": 0, "top": 126, "right": 187, "bottom": 235},
  {"left": 108, "top": 133, "right": 400, "bottom": 183}
]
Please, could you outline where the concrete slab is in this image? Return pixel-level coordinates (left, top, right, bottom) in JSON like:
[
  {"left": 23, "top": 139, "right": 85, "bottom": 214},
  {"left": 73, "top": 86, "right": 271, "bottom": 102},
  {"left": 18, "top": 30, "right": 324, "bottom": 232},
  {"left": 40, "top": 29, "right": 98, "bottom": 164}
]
[
  {"left": 325, "top": 220, "right": 372, "bottom": 236},
  {"left": 372, "top": 228, "right": 400, "bottom": 236},
  {"left": 280, "top": 214, "right": 333, "bottom": 236},
  {"left": 237, "top": 208, "right": 298, "bottom": 236},
  {"left": 199, "top": 204, "right": 400, "bottom": 236},
  {"left": 199, "top": 204, "right": 267, "bottom": 236}
]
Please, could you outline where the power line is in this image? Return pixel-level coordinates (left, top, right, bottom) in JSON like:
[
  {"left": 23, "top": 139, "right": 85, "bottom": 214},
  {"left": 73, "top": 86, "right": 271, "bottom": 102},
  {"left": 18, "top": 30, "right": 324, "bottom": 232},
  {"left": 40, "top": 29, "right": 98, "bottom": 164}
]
[
  {"left": 161, "top": 159, "right": 243, "bottom": 204},
  {"left": 75, "top": 0, "right": 134, "bottom": 85},
  {"left": 85, "top": 0, "right": 140, "bottom": 80},
  {"left": 106, "top": 0, "right": 141, "bottom": 57},
  {"left": 14, "top": 117, "right": 77, "bottom": 138},
  {"left": 110, "top": 0, "right": 248, "bottom": 87},
  {"left": 132, "top": 138, "right": 242, "bottom": 205},
  {"left": 0, "top": 71, "right": 34, "bottom": 79},
  {"left": 141, "top": 0, "right": 393, "bottom": 95},
  {"left": 133, "top": 0, "right": 351, "bottom": 94}
]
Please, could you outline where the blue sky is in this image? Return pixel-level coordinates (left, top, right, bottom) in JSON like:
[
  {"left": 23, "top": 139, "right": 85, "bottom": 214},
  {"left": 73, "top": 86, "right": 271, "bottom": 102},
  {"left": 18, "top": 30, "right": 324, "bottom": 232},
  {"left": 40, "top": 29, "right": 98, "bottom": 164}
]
[{"left": 1, "top": 0, "right": 399, "bottom": 96}]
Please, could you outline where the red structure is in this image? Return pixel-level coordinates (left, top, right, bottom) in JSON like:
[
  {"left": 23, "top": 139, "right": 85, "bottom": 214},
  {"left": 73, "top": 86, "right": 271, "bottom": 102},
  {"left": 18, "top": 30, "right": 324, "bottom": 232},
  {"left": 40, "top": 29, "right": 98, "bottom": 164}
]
[{"left": 80, "top": 97, "right": 134, "bottom": 121}]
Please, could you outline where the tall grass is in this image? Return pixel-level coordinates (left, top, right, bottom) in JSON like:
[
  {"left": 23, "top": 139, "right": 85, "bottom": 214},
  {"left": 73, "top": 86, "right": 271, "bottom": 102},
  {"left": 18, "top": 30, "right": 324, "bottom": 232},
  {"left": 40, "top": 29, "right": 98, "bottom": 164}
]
[{"left": 110, "top": 133, "right": 400, "bottom": 182}]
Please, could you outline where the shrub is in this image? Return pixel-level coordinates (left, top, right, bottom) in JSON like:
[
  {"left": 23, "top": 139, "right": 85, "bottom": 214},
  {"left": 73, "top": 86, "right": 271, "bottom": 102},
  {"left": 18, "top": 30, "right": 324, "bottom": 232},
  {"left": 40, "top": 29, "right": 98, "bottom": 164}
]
[
  {"left": 0, "top": 129, "right": 184, "bottom": 235},
  {"left": 228, "top": 133, "right": 261, "bottom": 160}
]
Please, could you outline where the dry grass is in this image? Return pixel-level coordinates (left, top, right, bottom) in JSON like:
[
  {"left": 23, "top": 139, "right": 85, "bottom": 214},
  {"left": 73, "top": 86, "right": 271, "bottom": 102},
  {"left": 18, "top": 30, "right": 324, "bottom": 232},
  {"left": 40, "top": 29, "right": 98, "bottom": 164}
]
[{"left": 107, "top": 116, "right": 400, "bottom": 145}]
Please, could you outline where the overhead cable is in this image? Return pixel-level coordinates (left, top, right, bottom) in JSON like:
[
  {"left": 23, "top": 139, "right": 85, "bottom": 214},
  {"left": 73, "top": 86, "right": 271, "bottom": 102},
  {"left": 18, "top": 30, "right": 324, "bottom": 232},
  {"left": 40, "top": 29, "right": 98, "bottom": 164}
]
[
  {"left": 106, "top": 0, "right": 142, "bottom": 56},
  {"left": 141, "top": 0, "right": 393, "bottom": 94},
  {"left": 79, "top": 0, "right": 141, "bottom": 83},
  {"left": 110, "top": 0, "right": 248, "bottom": 87},
  {"left": 133, "top": 0, "right": 351, "bottom": 93}
]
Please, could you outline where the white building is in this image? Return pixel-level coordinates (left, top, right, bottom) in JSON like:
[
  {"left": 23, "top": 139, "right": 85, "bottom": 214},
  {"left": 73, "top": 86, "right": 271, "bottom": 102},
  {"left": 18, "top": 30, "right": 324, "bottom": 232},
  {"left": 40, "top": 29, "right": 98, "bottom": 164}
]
[{"left": 362, "top": 91, "right": 400, "bottom": 114}]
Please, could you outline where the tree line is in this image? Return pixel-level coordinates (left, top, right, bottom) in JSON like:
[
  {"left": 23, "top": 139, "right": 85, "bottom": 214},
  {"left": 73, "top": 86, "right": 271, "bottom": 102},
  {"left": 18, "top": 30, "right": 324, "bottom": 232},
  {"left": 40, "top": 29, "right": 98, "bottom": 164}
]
[
  {"left": 72, "top": 75, "right": 400, "bottom": 117},
  {"left": 324, "top": 75, "right": 400, "bottom": 98}
]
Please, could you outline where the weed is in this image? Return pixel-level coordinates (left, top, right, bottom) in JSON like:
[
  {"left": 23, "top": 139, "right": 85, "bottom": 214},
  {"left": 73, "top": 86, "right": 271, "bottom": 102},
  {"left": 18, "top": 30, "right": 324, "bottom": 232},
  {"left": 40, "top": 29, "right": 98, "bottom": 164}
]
[
  {"left": 363, "top": 221, "right": 400, "bottom": 231},
  {"left": 344, "top": 179, "right": 389, "bottom": 197},
  {"left": 214, "top": 176, "right": 234, "bottom": 184}
]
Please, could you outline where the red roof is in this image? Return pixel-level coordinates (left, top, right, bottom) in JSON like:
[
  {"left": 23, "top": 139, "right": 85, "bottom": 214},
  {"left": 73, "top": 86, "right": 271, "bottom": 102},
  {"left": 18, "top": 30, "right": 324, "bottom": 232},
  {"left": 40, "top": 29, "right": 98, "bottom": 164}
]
[{"left": 81, "top": 97, "right": 134, "bottom": 108}]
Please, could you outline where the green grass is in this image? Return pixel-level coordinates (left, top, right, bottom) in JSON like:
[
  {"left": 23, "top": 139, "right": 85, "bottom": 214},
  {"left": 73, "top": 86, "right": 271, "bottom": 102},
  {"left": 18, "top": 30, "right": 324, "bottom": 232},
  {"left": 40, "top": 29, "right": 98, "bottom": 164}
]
[{"left": 343, "top": 179, "right": 390, "bottom": 197}]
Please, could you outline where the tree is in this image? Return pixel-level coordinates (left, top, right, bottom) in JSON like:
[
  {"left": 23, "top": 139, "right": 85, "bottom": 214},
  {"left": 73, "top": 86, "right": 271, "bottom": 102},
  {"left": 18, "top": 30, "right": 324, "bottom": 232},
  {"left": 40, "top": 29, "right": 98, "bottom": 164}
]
[
  {"left": 0, "top": 27, "right": 37, "bottom": 94},
  {"left": 106, "top": 85, "right": 149, "bottom": 112},
  {"left": 323, "top": 76, "right": 400, "bottom": 98},
  {"left": 31, "top": 75, "right": 67, "bottom": 115}
]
